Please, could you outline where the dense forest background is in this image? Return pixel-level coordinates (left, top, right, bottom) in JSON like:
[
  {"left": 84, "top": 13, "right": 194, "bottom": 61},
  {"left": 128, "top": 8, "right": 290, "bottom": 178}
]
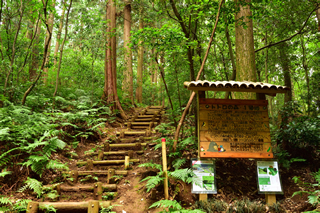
[{"left": 0, "top": 0, "right": 320, "bottom": 211}]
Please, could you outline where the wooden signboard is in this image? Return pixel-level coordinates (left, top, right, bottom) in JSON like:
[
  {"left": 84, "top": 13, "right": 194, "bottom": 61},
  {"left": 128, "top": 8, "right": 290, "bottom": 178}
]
[{"left": 199, "top": 99, "right": 273, "bottom": 158}]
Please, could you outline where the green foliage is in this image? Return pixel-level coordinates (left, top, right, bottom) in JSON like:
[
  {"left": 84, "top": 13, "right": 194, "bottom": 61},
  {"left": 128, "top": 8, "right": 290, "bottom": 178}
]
[
  {"left": 0, "top": 197, "right": 31, "bottom": 212},
  {"left": 140, "top": 175, "right": 165, "bottom": 192},
  {"left": 273, "top": 102, "right": 320, "bottom": 168},
  {"left": 150, "top": 200, "right": 205, "bottom": 213},
  {"left": 138, "top": 162, "right": 163, "bottom": 171},
  {"left": 169, "top": 168, "right": 194, "bottom": 184},
  {"left": 292, "top": 169, "right": 320, "bottom": 207},
  {"left": 18, "top": 177, "right": 43, "bottom": 198},
  {"left": 102, "top": 192, "right": 117, "bottom": 200}
]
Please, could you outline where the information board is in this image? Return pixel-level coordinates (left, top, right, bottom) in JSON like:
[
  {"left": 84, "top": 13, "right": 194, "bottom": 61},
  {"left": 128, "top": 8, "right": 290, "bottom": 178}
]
[
  {"left": 199, "top": 99, "right": 273, "bottom": 158},
  {"left": 191, "top": 159, "right": 217, "bottom": 194},
  {"left": 257, "top": 161, "right": 283, "bottom": 194}
]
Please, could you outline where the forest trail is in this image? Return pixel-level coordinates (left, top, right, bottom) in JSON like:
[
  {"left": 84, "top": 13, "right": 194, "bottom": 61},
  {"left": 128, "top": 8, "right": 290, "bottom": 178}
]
[{"left": 25, "top": 106, "right": 166, "bottom": 213}]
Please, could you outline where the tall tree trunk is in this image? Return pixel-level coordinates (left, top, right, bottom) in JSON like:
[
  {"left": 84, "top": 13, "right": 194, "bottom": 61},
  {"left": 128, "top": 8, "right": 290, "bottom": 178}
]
[
  {"left": 4, "top": 0, "right": 23, "bottom": 95},
  {"left": 43, "top": 0, "right": 56, "bottom": 84},
  {"left": 300, "top": 35, "right": 310, "bottom": 115},
  {"left": 21, "top": 1, "right": 52, "bottom": 105},
  {"left": 105, "top": 0, "right": 127, "bottom": 119},
  {"left": 278, "top": 42, "right": 293, "bottom": 103},
  {"left": 53, "top": 0, "right": 72, "bottom": 97},
  {"left": 136, "top": 9, "right": 143, "bottom": 103},
  {"left": 29, "top": 15, "right": 41, "bottom": 81},
  {"left": 110, "top": 0, "right": 117, "bottom": 91},
  {"left": 103, "top": 1, "right": 108, "bottom": 99},
  {"left": 123, "top": 1, "right": 133, "bottom": 103},
  {"left": 234, "top": 0, "right": 257, "bottom": 100},
  {"left": 53, "top": 2, "right": 65, "bottom": 71},
  {"left": 224, "top": 17, "right": 236, "bottom": 99}
]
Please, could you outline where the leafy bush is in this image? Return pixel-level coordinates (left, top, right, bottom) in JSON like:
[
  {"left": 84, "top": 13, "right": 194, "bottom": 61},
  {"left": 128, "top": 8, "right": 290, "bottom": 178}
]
[
  {"left": 293, "top": 169, "right": 320, "bottom": 207},
  {"left": 273, "top": 102, "right": 320, "bottom": 167}
]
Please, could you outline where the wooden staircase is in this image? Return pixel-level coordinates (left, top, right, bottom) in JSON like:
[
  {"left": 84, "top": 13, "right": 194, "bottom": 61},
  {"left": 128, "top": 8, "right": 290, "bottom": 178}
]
[{"left": 26, "top": 106, "right": 165, "bottom": 212}]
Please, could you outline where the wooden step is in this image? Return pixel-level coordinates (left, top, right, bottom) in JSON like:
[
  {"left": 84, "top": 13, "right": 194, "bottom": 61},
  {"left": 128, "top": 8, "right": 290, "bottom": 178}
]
[
  {"left": 149, "top": 106, "right": 164, "bottom": 109},
  {"left": 44, "top": 184, "right": 117, "bottom": 192},
  {"left": 85, "top": 150, "right": 143, "bottom": 157},
  {"left": 116, "top": 130, "right": 155, "bottom": 136},
  {"left": 64, "top": 170, "right": 128, "bottom": 177},
  {"left": 27, "top": 201, "right": 111, "bottom": 212},
  {"left": 135, "top": 118, "right": 159, "bottom": 122},
  {"left": 77, "top": 159, "right": 140, "bottom": 166},
  {"left": 145, "top": 111, "right": 165, "bottom": 115},
  {"left": 124, "top": 122, "right": 157, "bottom": 126}
]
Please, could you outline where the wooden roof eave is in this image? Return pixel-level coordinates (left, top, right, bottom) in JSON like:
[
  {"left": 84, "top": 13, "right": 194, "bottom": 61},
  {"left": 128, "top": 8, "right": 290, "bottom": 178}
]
[{"left": 186, "top": 86, "right": 288, "bottom": 94}]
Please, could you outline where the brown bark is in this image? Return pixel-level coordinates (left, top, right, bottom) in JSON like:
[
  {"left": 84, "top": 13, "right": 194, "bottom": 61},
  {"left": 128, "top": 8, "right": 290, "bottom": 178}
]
[
  {"left": 123, "top": 1, "right": 133, "bottom": 103},
  {"left": 43, "top": 0, "right": 55, "bottom": 84},
  {"left": 53, "top": 2, "right": 65, "bottom": 70},
  {"left": 105, "top": 0, "right": 127, "bottom": 119},
  {"left": 4, "top": 0, "right": 23, "bottom": 94},
  {"left": 224, "top": 17, "right": 236, "bottom": 99},
  {"left": 300, "top": 35, "right": 310, "bottom": 114},
  {"left": 21, "top": 1, "right": 53, "bottom": 105},
  {"left": 278, "top": 42, "right": 292, "bottom": 103},
  {"left": 29, "top": 15, "right": 41, "bottom": 81},
  {"left": 173, "top": 0, "right": 224, "bottom": 152},
  {"left": 53, "top": 0, "right": 72, "bottom": 97},
  {"left": 136, "top": 10, "right": 143, "bottom": 103},
  {"left": 234, "top": 0, "right": 256, "bottom": 100}
]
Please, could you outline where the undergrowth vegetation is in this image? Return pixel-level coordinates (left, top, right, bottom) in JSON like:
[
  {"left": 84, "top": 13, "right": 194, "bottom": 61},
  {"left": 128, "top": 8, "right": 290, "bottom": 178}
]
[{"left": 0, "top": 90, "right": 114, "bottom": 204}]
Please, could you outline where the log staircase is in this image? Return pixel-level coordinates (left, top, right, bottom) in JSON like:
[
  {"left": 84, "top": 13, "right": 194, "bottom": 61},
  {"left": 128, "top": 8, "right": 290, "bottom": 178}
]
[{"left": 26, "top": 106, "right": 165, "bottom": 212}]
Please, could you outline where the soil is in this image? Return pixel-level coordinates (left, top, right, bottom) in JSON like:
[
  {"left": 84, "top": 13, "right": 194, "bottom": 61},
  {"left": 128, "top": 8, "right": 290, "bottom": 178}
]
[{"left": 1, "top": 107, "right": 320, "bottom": 213}]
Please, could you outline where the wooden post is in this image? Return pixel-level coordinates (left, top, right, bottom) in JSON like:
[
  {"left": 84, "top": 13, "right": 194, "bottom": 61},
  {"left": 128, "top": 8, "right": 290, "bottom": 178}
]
[
  {"left": 127, "top": 122, "right": 132, "bottom": 129},
  {"left": 97, "top": 150, "right": 104, "bottom": 160},
  {"left": 86, "top": 159, "right": 94, "bottom": 170},
  {"left": 108, "top": 169, "right": 115, "bottom": 184},
  {"left": 26, "top": 201, "right": 39, "bottom": 213},
  {"left": 135, "top": 142, "right": 142, "bottom": 151},
  {"left": 71, "top": 170, "right": 78, "bottom": 183},
  {"left": 87, "top": 200, "right": 99, "bottom": 213},
  {"left": 199, "top": 194, "right": 208, "bottom": 201},
  {"left": 94, "top": 182, "right": 103, "bottom": 200},
  {"left": 104, "top": 143, "right": 110, "bottom": 152},
  {"left": 124, "top": 156, "right": 130, "bottom": 169},
  {"left": 265, "top": 194, "right": 276, "bottom": 205},
  {"left": 120, "top": 130, "right": 125, "bottom": 138},
  {"left": 162, "top": 138, "right": 169, "bottom": 200}
]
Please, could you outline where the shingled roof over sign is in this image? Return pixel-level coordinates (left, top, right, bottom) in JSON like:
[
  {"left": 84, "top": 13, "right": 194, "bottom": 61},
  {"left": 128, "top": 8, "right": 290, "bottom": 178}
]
[{"left": 184, "top": 80, "right": 290, "bottom": 93}]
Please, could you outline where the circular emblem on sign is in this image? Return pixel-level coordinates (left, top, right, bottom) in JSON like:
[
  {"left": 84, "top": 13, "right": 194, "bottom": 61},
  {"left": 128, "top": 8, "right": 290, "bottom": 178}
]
[
  {"left": 205, "top": 105, "right": 209, "bottom": 108},
  {"left": 263, "top": 106, "right": 267, "bottom": 110}
]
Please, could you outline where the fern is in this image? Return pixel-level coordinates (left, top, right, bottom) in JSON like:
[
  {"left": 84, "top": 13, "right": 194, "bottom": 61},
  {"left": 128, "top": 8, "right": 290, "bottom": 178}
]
[
  {"left": 150, "top": 200, "right": 205, "bottom": 213},
  {"left": 18, "top": 177, "right": 43, "bottom": 198},
  {"left": 172, "top": 158, "right": 187, "bottom": 170},
  {"left": 138, "top": 162, "right": 162, "bottom": 171},
  {"left": 0, "top": 168, "right": 12, "bottom": 177},
  {"left": 140, "top": 175, "right": 164, "bottom": 192},
  {"left": 46, "top": 160, "right": 69, "bottom": 171},
  {"left": 149, "top": 200, "right": 182, "bottom": 210},
  {"left": 169, "top": 168, "right": 194, "bottom": 184},
  {"left": 0, "top": 196, "right": 12, "bottom": 205}
]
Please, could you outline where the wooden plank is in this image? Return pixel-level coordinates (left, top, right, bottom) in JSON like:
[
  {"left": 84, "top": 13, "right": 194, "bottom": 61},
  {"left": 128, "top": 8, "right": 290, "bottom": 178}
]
[
  {"left": 37, "top": 201, "right": 110, "bottom": 210},
  {"left": 26, "top": 201, "right": 39, "bottom": 213},
  {"left": 199, "top": 194, "right": 207, "bottom": 201},
  {"left": 199, "top": 98, "right": 268, "bottom": 105},
  {"left": 125, "top": 122, "right": 157, "bottom": 125},
  {"left": 74, "top": 170, "right": 127, "bottom": 176},
  {"left": 200, "top": 131, "right": 271, "bottom": 143},
  {"left": 88, "top": 200, "right": 99, "bottom": 213},
  {"left": 200, "top": 104, "right": 268, "bottom": 111},
  {"left": 199, "top": 121, "right": 270, "bottom": 132},
  {"left": 265, "top": 194, "right": 277, "bottom": 205},
  {"left": 200, "top": 152, "right": 273, "bottom": 158},
  {"left": 77, "top": 159, "right": 140, "bottom": 166},
  {"left": 109, "top": 143, "right": 147, "bottom": 148},
  {"left": 200, "top": 111, "right": 269, "bottom": 122},
  {"left": 199, "top": 141, "right": 272, "bottom": 153},
  {"left": 135, "top": 118, "right": 159, "bottom": 122}
]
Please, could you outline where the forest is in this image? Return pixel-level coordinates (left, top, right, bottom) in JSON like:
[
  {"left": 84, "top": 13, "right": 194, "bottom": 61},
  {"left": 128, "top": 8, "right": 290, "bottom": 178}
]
[{"left": 0, "top": 0, "right": 320, "bottom": 212}]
